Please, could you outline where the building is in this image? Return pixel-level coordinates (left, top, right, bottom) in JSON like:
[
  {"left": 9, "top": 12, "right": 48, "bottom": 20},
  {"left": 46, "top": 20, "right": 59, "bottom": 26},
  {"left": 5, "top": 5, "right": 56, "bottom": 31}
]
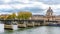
[{"left": 30, "top": 7, "right": 60, "bottom": 21}]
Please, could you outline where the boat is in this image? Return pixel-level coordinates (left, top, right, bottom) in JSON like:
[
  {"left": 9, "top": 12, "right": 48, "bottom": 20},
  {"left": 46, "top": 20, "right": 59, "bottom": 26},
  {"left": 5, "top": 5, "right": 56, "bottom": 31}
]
[{"left": 47, "top": 23, "right": 60, "bottom": 26}]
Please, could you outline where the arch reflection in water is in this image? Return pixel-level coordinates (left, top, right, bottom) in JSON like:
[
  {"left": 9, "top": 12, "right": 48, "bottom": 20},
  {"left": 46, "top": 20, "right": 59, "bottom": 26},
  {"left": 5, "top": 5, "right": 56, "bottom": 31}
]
[{"left": 12, "top": 25, "right": 18, "bottom": 30}]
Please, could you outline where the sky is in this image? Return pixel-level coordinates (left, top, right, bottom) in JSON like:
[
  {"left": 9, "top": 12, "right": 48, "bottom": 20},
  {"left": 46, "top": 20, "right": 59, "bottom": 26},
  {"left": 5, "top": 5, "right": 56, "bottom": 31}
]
[{"left": 0, "top": 0, "right": 60, "bottom": 15}]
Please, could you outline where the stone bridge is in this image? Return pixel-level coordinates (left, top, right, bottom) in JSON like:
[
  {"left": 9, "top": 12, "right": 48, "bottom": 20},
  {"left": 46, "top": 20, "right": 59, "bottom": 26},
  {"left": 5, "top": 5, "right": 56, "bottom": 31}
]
[{"left": 0, "top": 19, "right": 59, "bottom": 30}]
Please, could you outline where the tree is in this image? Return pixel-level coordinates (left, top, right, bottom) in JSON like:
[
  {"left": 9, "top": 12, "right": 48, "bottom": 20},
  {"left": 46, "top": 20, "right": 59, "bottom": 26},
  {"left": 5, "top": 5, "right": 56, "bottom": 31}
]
[
  {"left": 0, "top": 15, "right": 8, "bottom": 20},
  {"left": 6, "top": 15, "right": 12, "bottom": 20},
  {"left": 11, "top": 13, "right": 16, "bottom": 19},
  {"left": 6, "top": 13, "right": 16, "bottom": 20},
  {"left": 17, "top": 11, "right": 32, "bottom": 20}
]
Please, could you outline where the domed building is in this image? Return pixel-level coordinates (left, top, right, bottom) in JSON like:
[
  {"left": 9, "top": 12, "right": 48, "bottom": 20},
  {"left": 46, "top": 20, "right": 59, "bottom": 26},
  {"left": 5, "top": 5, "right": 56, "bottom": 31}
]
[
  {"left": 45, "top": 7, "right": 55, "bottom": 21},
  {"left": 30, "top": 7, "right": 60, "bottom": 21}
]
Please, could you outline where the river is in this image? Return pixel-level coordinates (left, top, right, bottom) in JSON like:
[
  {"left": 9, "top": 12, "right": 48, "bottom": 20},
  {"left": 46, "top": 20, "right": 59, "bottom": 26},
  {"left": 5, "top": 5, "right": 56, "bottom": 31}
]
[{"left": 0, "top": 24, "right": 60, "bottom": 34}]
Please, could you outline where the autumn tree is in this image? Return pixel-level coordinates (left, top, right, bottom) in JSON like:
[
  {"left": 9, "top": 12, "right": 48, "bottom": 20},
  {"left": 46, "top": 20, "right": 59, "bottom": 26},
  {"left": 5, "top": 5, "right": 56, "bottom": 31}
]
[
  {"left": 17, "top": 11, "right": 32, "bottom": 20},
  {"left": 11, "top": 13, "right": 16, "bottom": 19},
  {"left": 6, "top": 15, "right": 12, "bottom": 20},
  {"left": 0, "top": 15, "right": 8, "bottom": 20},
  {"left": 6, "top": 13, "right": 16, "bottom": 20}
]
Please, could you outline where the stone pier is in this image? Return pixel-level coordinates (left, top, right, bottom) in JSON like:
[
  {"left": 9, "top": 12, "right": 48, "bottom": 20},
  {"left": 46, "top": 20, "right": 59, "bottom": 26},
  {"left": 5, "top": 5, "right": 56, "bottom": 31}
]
[
  {"left": 34, "top": 22, "right": 40, "bottom": 26},
  {"left": 4, "top": 21, "right": 13, "bottom": 30},
  {"left": 18, "top": 21, "right": 27, "bottom": 28},
  {"left": 4, "top": 24, "right": 13, "bottom": 30},
  {"left": 27, "top": 21, "right": 34, "bottom": 27},
  {"left": 43, "top": 20, "right": 47, "bottom": 25},
  {"left": 34, "top": 21, "right": 40, "bottom": 26}
]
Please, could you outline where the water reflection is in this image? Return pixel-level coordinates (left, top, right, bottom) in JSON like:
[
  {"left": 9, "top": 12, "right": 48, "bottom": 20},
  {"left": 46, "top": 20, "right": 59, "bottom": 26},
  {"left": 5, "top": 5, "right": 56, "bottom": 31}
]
[
  {"left": 0, "top": 24, "right": 4, "bottom": 33},
  {"left": 12, "top": 25, "right": 18, "bottom": 30}
]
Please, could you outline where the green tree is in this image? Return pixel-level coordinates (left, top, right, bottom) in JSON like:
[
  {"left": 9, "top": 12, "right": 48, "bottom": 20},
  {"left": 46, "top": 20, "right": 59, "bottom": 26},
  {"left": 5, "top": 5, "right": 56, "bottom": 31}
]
[
  {"left": 17, "top": 11, "right": 32, "bottom": 20},
  {"left": 6, "top": 15, "right": 12, "bottom": 20},
  {"left": 6, "top": 13, "right": 16, "bottom": 20},
  {"left": 11, "top": 13, "right": 16, "bottom": 19}
]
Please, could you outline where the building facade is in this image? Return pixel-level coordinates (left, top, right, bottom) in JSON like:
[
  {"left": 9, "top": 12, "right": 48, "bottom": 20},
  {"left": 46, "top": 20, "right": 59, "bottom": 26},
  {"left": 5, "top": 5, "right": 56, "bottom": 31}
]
[{"left": 31, "top": 7, "right": 60, "bottom": 21}]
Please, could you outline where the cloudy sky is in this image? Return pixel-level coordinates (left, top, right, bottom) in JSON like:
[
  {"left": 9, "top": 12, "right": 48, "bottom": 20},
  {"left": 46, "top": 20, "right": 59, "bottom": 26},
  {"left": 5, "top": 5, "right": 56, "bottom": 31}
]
[{"left": 0, "top": 0, "right": 60, "bottom": 15}]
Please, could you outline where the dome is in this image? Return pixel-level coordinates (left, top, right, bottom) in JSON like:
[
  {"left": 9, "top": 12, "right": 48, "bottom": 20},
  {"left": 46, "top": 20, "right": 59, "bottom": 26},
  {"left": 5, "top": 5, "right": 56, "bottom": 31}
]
[
  {"left": 47, "top": 7, "right": 53, "bottom": 13},
  {"left": 46, "top": 7, "right": 53, "bottom": 16}
]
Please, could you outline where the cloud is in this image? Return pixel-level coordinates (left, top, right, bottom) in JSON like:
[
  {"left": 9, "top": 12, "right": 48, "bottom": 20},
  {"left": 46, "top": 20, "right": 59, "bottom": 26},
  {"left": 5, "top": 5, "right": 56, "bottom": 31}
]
[
  {"left": 0, "top": 0, "right": 60, "bottom": 15},
  {"left": 0, "top": 0, "right": 59, "bottom": 9},
  {"left": 20, "top": 7, "right": 44, "bottom": 13},
  {"left": 32, "top": 0, "right": 60, "bottom": 5},
  {"left": 0, "top": 0, "right": 32, "bottom": 4}
]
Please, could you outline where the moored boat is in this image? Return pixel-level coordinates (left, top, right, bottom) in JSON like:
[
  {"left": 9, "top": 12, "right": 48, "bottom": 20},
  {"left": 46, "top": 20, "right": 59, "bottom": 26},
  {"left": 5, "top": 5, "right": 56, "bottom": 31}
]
[{"left": 47, "top": 23, "right": 60, "bottom": 26}]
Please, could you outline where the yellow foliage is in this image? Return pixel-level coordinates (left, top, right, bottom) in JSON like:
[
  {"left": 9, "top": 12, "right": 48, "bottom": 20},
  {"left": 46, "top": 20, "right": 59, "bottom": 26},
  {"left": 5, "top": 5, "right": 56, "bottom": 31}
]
[{"left": 17, "top": 11, "right": 32, "bottom": 19}]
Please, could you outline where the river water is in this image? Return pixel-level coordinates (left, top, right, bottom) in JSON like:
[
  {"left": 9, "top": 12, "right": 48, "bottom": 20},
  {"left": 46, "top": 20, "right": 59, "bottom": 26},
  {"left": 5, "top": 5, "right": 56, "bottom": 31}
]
[{"left": 0, "top": 24, "right": 60, "bottom": 34}]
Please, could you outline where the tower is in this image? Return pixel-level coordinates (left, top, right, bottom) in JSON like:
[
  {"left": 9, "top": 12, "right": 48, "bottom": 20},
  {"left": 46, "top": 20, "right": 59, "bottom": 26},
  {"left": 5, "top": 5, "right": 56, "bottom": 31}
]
[{"left": 46, "top": 7, "right": 53, "bottom": 16}]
